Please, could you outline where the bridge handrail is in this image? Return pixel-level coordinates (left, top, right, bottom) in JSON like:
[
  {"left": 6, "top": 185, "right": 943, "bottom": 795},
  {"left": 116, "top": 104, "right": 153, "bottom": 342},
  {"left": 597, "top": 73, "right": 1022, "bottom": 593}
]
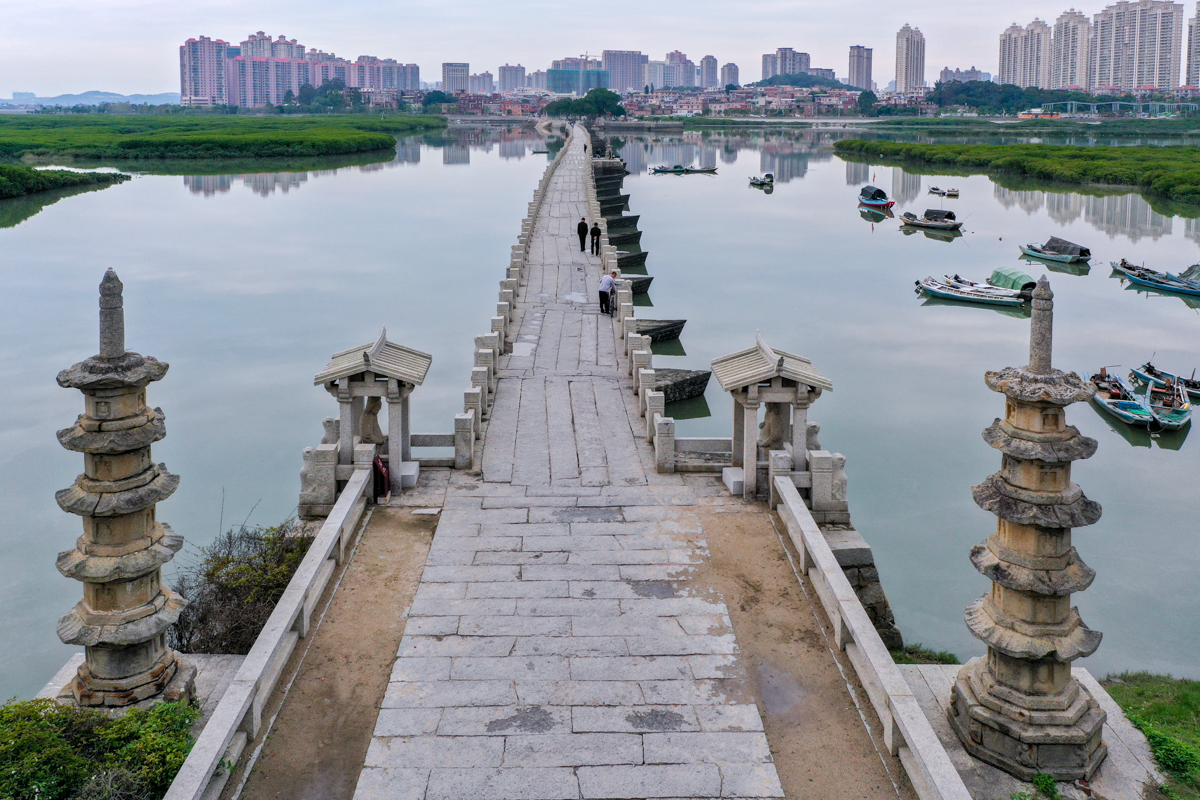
[
  {"left": 773, "top": 477, "right": 972, "bottom": 800},
  {"left": 164, "top": 467, "right": 374, "bottom": 800}
]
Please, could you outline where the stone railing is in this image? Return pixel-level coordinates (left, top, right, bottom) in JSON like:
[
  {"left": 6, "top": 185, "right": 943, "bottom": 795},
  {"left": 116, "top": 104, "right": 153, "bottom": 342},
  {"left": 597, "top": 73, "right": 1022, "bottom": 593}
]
[
  {"left": 773, "top": 477, "right": 972, "bottom": 800},
  {"left": 164, "top": 459, "right": 376, "bottom": 800}
]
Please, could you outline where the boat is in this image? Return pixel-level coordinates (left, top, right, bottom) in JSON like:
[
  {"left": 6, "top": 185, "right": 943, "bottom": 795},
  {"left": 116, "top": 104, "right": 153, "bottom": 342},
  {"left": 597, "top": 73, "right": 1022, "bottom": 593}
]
[
  {"left": 943, "top": 273, "right": 1028, "bottom": 298},
  {"left": 945, "top": 188, "right": 960, "bottom": 197},
  {"left": 651, "top": 165, "right": 688, "bottom": 174},
  {"left": 1020, "top": 237, "right": 1091, "bottom": 264},
  {"left": 987, "top": 267, "right": 1037, "bottom": 295},
  {"left": 928, "top": 186, "right": 946, "bottom": 196},
  {"left": 682, "top": 166, "right": 717, "bottom": 174},
  {"left": 900, "top": 209, "right": 963, "bottom": 231},
  {"left": 1086, "top": 369, "right": 1156, "bottom": 427},
  {"left": 1129, "top": 362, "right": 1200, "bottom": 401},
  {"left": 858, "top": 185, "right": 895, "bottom": 209},
  {"left": 749, "top": 173, "right": 774, "bottom": 187},
  {"left": 1143, "top": 378, "right": 1192, "bottom": 430},
  {"left": 1111, "top": 259, "right": 1200, "bottom": 298},
  {"left": 915, "top": 276, "right": 1027, "bottom": 306}
]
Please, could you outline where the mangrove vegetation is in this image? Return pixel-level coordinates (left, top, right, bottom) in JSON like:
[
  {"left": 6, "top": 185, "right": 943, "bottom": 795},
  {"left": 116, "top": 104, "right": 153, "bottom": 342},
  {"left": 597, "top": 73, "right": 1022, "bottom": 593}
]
[
  {"left": 0, "top": 114, "right": 446, "bottom": 161},
  {"left": 0, "top": 164, "right": 128, "bottom": 199},
  {"left": 835, "top": 138, "right": 1200, "bottom": 209}
]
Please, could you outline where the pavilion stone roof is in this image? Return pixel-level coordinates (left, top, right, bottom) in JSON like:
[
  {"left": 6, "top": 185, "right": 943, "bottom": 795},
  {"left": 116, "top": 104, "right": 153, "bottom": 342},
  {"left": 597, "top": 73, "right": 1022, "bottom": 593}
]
[
  {"left": 711, "top": 332, "right": 832, "bottom": 393},
  {"left": 314, "top": 328, "right": 432, "bottom": 387}
]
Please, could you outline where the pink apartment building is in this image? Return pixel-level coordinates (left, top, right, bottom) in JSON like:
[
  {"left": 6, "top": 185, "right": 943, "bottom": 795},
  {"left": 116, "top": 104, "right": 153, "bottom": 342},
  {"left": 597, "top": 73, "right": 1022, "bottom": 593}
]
[{"left": 181, "top": 32, "right": 420, "bottom": 107}]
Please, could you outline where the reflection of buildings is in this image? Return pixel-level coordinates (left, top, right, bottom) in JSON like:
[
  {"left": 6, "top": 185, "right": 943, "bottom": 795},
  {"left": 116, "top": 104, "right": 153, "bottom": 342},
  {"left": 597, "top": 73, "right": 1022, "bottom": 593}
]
[
  {"left": 996, "top": 185, "right": 1173, "bottom": 241},
  {"left": 1186, "top": 218, "right": 1200, "bottom": 245},
  {"left": 760, "top": 151, "right": 809, "bottom": 182},
  {"left": 499, "top": 140, "right": 527, "bottom": 160},
  {"left": 846, "top": 161, "right": 870, "bottom": 186},
  {"left": 183, "top": 175, "right": 234, "bottom": 196},
  {"left": 183, "top": 172, "right": 307, "bottom": 197},
  {"left": 395, "top": 140, "right": 421, "bottom": 164},
  {"left": 891, "top": 167, "right": 922, "bottom": 205},
  {"left": 602, "top": 129, "right": 841, "bottom": 182},
  {"left": 443, "top": 144, "right": 470, "bottom": 165},
  {"left": 698, "top": 146, "right": 718, "bottom": 169}
]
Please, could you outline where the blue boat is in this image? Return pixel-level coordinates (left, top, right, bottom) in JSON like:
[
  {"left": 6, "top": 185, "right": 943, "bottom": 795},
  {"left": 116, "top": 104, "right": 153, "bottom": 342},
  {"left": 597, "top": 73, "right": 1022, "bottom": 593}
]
[
  {"left": 1143, "top": 379, "right": 1192, "bottom": 430},
  {"left": 1111, "top": 259, "right": 1200, "bottom": 298},
  {"left": 858, "top": 185, "right": 895, "bottom": 209},
  {"left": 1085, "top": 370, "right": 1155, "bottom": 427},
  {"left": 915, "top": 276, "right": 1026, "bottom": 307},
  {"left": 1129, "top": 362, "right": 1200, "bottom": 402}
]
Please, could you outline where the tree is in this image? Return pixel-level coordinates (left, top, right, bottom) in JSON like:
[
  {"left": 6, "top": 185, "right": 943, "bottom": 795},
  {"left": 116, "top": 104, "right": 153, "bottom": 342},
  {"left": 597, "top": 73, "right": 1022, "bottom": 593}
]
[
  {"left": 725, "top": 84, "right": 737, "bottom": 92},
  {"left": 542, "top": 88, "right": 626, "bottom": 118},
  {"left": 856, "top": 90, "right": 878, "bottom": 115},
  {"left": 297, "top": 84, "right": 317, "bottom": 106},
  {"left": 283, "top": 89, "right": 295, "bottom": 105},
  {"left": 422, "top": 90, "right": 454, "bottom": 107}
]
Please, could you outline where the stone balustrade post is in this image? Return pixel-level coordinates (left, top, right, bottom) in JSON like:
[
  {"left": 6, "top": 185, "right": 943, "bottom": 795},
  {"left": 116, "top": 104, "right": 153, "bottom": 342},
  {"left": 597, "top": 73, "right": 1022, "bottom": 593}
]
[
  {"left": 638, "top": 368, "right": 655, "bottom": 416},
  {"left": 464, "top": 387, "right": 483, "bottom": 432},
  {"left": 500, "top": 289, "right": 515, "bottom": 316},
  {"left": 809, "top": 450, "right": 834, "bottom": 511},
  {"left": 475, "top": 349, "right": 495, "bottom": 393},
  {"left": 654, "top": 415, "right": 676, "bottom": 473},
  {"left": 768, "top": 450, "right": 794, "bottom": 508},
  {"left": 471, "top": 367, "right": 490, "bottom": 413},
  {"left": 454, "top": 412, "right": 474, "bottom": 470},
  {"left": 645, "top": 391, "right": 665, "bottom": 442},
  {"left": 496, "top": 303, "right": 511, "bottom": 329}
]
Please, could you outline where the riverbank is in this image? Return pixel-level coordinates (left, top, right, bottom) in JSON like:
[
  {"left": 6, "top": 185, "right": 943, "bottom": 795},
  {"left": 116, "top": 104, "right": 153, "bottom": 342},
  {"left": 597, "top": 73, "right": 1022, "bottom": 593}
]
[
  {"left": 0, "top": 114, "right": 446, "bottom": 161},
  {"left": 1103, "top": 672, "right": 1200, "bottom": 799},
  {"left": 0, "top": 164, "right": 128, "bottom": 198},
  {"left": 835, "top": 138, "right": 1200, "bottom": 210}
]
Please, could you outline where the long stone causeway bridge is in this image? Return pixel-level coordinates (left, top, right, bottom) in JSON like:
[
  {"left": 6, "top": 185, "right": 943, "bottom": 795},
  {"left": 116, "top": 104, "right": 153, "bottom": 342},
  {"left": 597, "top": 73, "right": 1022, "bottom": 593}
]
[{"left": 43, "top": 123, "right": 1164, "bottom": 800}]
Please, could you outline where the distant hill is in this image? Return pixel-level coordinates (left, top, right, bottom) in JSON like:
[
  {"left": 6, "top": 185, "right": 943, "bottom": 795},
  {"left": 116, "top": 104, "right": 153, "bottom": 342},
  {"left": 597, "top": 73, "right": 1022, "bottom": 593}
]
[
  {"left": 753, "top": 73, "right": 851, "bottom": 91},
  {"left": 0, "top": 91, "right": 181, "bottom": 106}
]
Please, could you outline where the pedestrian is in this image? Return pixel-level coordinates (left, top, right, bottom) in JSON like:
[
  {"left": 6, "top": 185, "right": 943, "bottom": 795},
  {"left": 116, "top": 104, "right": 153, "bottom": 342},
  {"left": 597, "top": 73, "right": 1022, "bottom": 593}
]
[
  {"left": 598, "top": 271, "right": 617, "bottom": 315},
  {"left": 577, "top": 217, "right": 588, "bottom": 252},
  {"left": 589, "top": 222, "right": 601, "bottom": 255}
]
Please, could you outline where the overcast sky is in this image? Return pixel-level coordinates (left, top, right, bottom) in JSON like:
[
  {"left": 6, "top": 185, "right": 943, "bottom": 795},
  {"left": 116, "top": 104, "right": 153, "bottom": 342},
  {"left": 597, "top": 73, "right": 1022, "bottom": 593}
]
[{"left": 1, "top": 0, "right": 1129, "bottom": 97}]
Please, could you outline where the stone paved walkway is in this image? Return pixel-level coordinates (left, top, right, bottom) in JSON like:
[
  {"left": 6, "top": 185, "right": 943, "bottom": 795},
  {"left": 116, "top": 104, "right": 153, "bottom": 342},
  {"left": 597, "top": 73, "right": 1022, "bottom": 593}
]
[{"left": 352, "top": 126, "right": 786, "bottom": 799}]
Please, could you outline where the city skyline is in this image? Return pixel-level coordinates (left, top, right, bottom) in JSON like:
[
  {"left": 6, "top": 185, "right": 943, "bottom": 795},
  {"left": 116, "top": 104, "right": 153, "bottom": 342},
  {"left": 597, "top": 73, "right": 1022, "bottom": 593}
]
[{"left": 0, "top": 0, "right": 1155, "bottom": 97}]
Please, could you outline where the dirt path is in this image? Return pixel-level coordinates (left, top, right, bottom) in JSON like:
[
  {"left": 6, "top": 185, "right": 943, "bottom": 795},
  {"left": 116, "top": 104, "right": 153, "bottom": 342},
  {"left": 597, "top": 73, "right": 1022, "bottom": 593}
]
[
  {"left": 230, "top": 508, "right": 434, "bottom": 800},
  {"left": 689, "top": 509, "right": 917, "bottom": 800}
]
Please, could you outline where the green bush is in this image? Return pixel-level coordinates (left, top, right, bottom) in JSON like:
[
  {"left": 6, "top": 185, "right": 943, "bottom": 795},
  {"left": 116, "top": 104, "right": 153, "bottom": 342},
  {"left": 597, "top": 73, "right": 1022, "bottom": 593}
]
[
  {"left": 0, "top": 699, "right": 198, "bottom": 800},
  {"left": 0, "top": 164, "right": 128, "bottom": 199},
  {"left": 890, "top": 643, "right": 960, "bottom": 665}
]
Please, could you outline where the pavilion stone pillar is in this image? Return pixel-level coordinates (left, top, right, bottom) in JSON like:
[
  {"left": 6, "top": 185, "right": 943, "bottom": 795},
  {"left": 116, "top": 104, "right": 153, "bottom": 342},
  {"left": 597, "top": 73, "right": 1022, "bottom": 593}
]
[
  {"left": 949, "top": 277, "right": 1107, "bottom": 781},
  {"left": 54, "top": 269, "right": 194, "bottom": 707}
]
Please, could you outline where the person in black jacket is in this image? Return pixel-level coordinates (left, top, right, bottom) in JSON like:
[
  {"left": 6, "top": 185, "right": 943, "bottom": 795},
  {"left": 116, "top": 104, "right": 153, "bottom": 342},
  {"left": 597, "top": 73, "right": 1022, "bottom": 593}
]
[
  {"left": 589, "top": 222, "right": 601, "bottom": 255},
  {"left": 577, "top": 218, "right": 588, "bottom": 251}
]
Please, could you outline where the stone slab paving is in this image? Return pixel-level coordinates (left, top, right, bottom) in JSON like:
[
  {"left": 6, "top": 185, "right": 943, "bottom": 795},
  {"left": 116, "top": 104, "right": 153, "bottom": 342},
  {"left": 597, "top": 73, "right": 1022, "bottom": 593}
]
[{"left": 354, "top": 127, "right": 785, "bottom": 799}]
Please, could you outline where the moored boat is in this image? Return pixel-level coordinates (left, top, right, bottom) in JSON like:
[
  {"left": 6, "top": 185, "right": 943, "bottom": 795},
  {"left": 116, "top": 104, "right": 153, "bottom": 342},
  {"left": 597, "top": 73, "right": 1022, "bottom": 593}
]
[
  {"left": 749, "top": 173, "right": 774, "bottom": 187},
  {"left": 858, "top": 185, "right": 894, "bottom": 209},
  {"left": 683, "top": 166, "right": 717, "bottom": 174},
  {"left": 1143, "top": 378, "right": 1192, "bottom": 430},
  {"left": 1020, "top": 237, "right": 1091, "bottom": 263},
  {"left": 651, "top": 165, "right": 688, "bottom": 174},
  {"left": 900, "top": 209, "right": 963, "bottom": 231},
  {"left": 945, "top": 188, "right": 960, "bottom": 197},
  {"left": 915, "top": 276, "right": 1027, "bottom": 306},
  {"left": 1086, "top": 369, "right": 1155, "bottom": 427},
  {"left": 928, "top": 186, "right": 946, "bottom": 196},
  {"left": 1111, "top": 259, "right": 1200, "bottom": 298},
  {"left": 1129, "top": 362, "right": 1200, "bottom": 401}
]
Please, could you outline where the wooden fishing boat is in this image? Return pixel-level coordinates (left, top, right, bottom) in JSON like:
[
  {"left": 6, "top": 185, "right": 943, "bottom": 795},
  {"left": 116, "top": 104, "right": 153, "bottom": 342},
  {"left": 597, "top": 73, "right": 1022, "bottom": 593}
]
[
  {"left": 915, "top": 277, "right": 1027, "bottom": 306},
  {"left": 651, "top": 165, "right": 688, "bottom": 174},
  {"left": 943, "top": 273, "right": 1028, "bottom": 298},
  {"left": 1129, "top": 362, "right": 1200, "bottom": 401},
  {"left": 1020, "top": 237, "right": 1091, "bottom": 263},
  {"left": 945, "top": 188, "right": 960, "bottom": 197},
  {"left": 604, "top": 214, "right": 639, "bottom": 230},
  {"left": 1144, "top": 379, "right": 1192, "bottom": 430},
  {"left": 1111, "top": 259, "right": 1200, "bottom": 297},
  {"left": 1086, "top": 369, "right": 1155, "bottom": 427},
  {"left": 858, "top": 185, "right": 894, "bottom": 209},
  {"left": 683, "top": 166, "right": 717, "bottom": 174},
  {"left": 928, "top": 186, "right": 947, "bottom": 196},
  {"left": 900, "top": 209, "right": 963, "bottom": 231},
  {"left": 609, "top": 229, "right": 642, "bottom": 246},
  {"left": 749, "top": 173, "right": 774, "bottom": 187},
  {"left": 632, "top": 319, "right": 686, "bottom": 341}
]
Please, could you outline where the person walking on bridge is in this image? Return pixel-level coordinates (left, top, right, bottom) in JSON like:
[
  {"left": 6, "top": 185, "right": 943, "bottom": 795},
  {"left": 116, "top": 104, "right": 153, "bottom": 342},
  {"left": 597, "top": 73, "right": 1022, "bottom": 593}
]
[
  {"left": 577, "top": 217, "right": 588, "bottom": 252},
  {"left": 598, "top": 270, "right": 617, "bottom": 315},
  {"left": 589, "top": 222, "right": 601, "bottom": 255}
]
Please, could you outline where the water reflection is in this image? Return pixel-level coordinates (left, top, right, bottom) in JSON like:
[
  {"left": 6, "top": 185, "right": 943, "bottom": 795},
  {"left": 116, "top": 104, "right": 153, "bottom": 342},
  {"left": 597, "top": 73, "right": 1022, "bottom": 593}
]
[
  {"left": 891, "top": 167, "right": 923, "bottom": 205},
  {"left": 846, "top": 161, "right": 870, "bottom": 186},
  {"left": 995, "top": 186, "right": 1173, "bottom": 241},
  {"left": 613, "top": 129, "right": 841, "bottom": 182}
]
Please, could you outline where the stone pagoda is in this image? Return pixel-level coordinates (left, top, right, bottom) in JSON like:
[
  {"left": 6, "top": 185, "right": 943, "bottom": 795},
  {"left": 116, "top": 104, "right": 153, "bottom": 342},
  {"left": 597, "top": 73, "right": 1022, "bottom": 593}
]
[
  {"left": 54, "top": 269, "right": 194, "bottom": 707},
  {"left": 949, "top": 277, "right": 1107, "bottom": 780}
]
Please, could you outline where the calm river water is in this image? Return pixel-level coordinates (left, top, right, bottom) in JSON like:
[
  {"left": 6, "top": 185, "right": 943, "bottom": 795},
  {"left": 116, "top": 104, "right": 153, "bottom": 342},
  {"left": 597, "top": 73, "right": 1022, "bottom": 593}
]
[{"left": 2, "top": 124, "right": 1196, "bottom": 701}]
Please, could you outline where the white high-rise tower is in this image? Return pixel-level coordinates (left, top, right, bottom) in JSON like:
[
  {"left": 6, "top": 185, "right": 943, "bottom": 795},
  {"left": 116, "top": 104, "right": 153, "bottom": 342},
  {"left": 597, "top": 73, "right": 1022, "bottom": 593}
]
[
  {"left": 1052, "top": 10, "right": 1093, "bottom": 88},
  {"left": 895, "top": 24, "right": 926, "bottom": 92},
  {"left": 1091, "top": 0, "right": 1184, "bottom": 92}
]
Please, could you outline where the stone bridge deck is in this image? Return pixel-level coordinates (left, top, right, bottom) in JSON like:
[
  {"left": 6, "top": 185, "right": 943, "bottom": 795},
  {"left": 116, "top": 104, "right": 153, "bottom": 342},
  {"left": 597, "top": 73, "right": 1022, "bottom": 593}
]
[{"left": 348, "top": 127, "right": 890, "bottom": 800}]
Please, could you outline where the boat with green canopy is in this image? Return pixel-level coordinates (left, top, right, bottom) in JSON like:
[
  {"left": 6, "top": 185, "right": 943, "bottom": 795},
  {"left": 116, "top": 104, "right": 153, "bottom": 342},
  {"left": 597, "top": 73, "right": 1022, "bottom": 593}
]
[{"left": 987, "top": 266, "right": 1037, "bottom": 294}]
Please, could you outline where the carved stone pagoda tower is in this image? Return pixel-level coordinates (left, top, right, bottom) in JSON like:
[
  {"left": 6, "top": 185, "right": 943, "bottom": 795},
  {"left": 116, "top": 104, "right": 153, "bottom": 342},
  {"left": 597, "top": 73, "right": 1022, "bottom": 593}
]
[
  {"left": 54, "top": 269, "right": 194, "bottom": 706},
  {"left": 949, "top": 277, "right": 1108, "bottom": 780}
]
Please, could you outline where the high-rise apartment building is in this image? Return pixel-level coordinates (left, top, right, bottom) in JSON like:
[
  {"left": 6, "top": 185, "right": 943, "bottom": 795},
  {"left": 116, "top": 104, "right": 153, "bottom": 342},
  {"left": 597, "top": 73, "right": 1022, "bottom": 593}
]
[
  {"left": 895, "top": 24, "right": 926, "bottom": 92},
  {"left": 999, "top": 19, "right": 1052, "bottom": 88},
  {"left": 761, "top": 47, "right": 811, "bottom": 80},
  {"left": 939, "top": 66, "right": 985, "bottom": 83},
  {"left": 700, "top": 56, "right": 719, "bottom": 88},
  {"left": 528, "top": 70, "right": 548, "bottom": 90},
  {"left": 1052, "top": 10, "right": 1093, "bottom": 88},
  {"left": 848, "top": 45, "right": 873, "bottom": 89},
  {"left": 552, "top": 57, "right": 600, "bottom": 71},
  {"left": 1188, "top": 3, "right": 1200, "bottom": 85},
  {"left": 240, "top": 31, "right": 305, "bottom": 59},
  {"left": 665, "top": 51, "right": 696, "bottom": 87},
  {"left": 761, "top": 54, "right": 778, "bottom": 81},
  {"left": 1091, "top": 0, "right": 1184, "bottom": 91},
  {"left": 602, "top": 50, "right": 649, "bottom": 92},
  {"left": 180, "top": 36, "right": 229, "bottom": 106},
  {"left": 442, "top": 62, "right": 469, "bottom": 92},
  {"left": 469, "top": 72, "right": 494, "bottom": 93},
  {"left": 720, "top": 62, "right": 740, "bottom": 87},
  {"left": 498, "top": 64, "right": 526, "bottom": 92}
]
